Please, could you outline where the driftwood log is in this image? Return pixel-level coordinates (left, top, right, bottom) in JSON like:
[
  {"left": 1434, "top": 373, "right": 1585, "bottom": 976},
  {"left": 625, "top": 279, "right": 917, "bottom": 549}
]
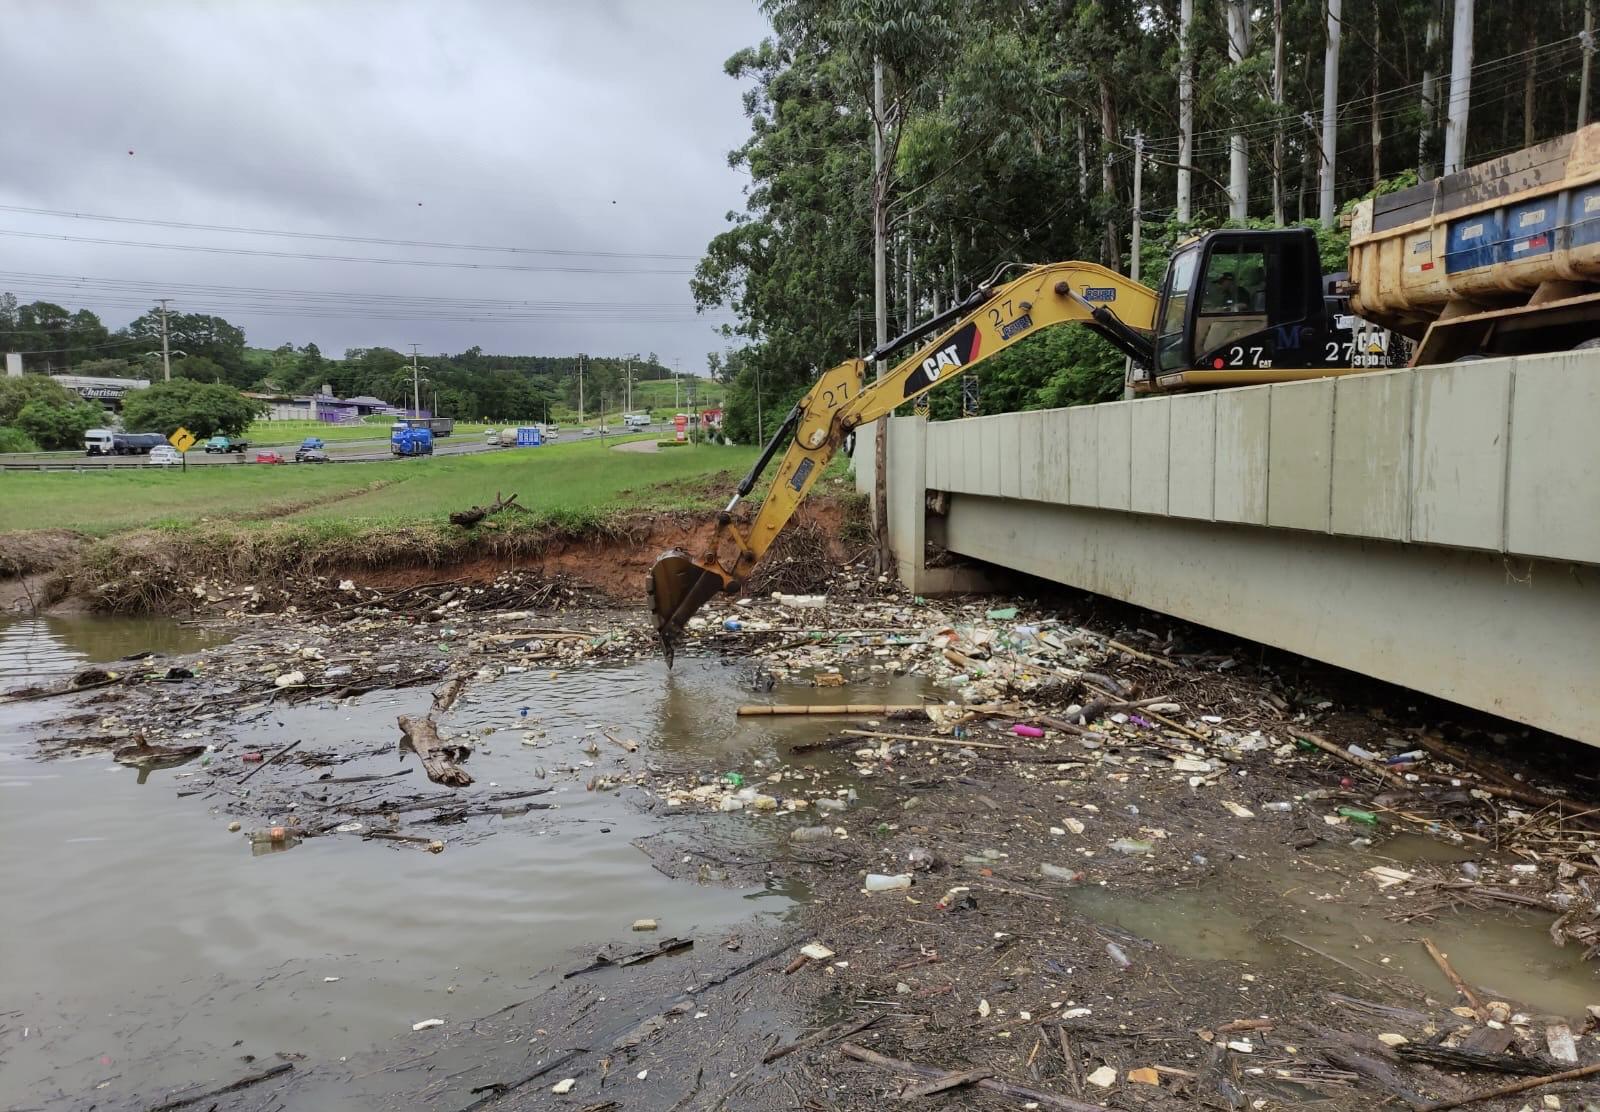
[
  {"left": 449, "top": 490, "right": 520, "bottom": 528},
  {"left": 395, "top": 673, "right": 474, "bottom": 786}
]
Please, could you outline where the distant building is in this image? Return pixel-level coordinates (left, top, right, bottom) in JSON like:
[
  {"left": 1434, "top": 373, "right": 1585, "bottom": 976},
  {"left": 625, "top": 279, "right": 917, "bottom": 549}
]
[
  {"left": 51, "top": 374, "right": 150, "bottom": 412},
  {"left": 246, "top": 384, "right": 401, "bottom": 422}
]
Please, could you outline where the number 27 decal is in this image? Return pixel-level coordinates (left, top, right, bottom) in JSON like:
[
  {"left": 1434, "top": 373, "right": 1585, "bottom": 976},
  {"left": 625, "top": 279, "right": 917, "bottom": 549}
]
[{"left": 1226, "top": 345, "right": 1267, "bottom": 367}]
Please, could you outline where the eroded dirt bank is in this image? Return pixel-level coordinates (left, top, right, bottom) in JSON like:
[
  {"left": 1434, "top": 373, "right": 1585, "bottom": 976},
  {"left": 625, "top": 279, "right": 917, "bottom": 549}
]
[
  {"left": 7, "top": 546, "right": 1600, "bottom": 1111},
  {"left": 0, "top": 498, "right": 858, "bottom": 618}
]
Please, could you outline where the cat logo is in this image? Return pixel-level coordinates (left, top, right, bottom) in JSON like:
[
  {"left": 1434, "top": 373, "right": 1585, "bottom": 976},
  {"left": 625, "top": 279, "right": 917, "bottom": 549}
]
[{"left": 921, "top": 343, "right": 963, "bottom": 381}]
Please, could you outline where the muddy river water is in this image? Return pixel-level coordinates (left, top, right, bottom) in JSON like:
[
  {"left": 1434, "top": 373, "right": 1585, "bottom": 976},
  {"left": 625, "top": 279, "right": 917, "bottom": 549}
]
[
  {"left": 3, "top": 615, "right": 1598, "bottom": 1109},
  {"left": 0, "top": 616, "right": 922, "bottom": 1109}
]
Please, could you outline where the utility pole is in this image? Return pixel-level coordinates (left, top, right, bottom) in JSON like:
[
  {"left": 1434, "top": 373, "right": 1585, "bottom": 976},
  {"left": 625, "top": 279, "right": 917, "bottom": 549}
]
[
  {"left": 1443, "top": 0, "right": 1474, "bottom": 176},
  {"left": 871, "top": 55, "right": 891, "bottom": 575},
  {"left": 408, "top": 343, "right": 422, "bottom": 416},
  {"left": 156, "top": 298, "right": 174, "bottom": 382},
  {"left": 1320, "top": 0, "right": 1342, "bottom": 227},
  {"left": 872, "top": 60, "right": 888, "bottom": 355},
  {"left": 905, "top": 238, "right": 914, "bottom": 329},
  {"left": 577, "top": 353, "right": 585, "bottom": 425},
  {"left": 1130, "top": 131, "right": 1144, "bottom": 284},
  {"left": 625, "top": 356, "right": 632, "bottom": 414}
]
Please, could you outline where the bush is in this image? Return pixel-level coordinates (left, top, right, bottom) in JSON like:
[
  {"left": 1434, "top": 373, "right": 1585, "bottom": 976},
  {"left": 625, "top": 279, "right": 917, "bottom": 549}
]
[
  {"left": 0, "top": 426, "right": 39, "bottom": 453},
  {"left": 120, "top": 379, "right": 265, "bottom": 438},
  {"left": 0, "top": 374, "right": 80, "bottom": 426},
  {"left": 15, "top": 398, "right": 104, "bottom": 449}
]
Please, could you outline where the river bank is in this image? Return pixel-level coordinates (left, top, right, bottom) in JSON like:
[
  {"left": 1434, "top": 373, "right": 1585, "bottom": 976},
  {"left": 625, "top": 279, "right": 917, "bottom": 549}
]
[{"left": 6, "top": 564, "right": 1600, "bottom": 1110}]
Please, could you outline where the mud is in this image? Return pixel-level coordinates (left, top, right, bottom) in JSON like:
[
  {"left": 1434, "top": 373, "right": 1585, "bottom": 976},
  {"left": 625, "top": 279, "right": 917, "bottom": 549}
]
[
  {"left": 0, "top": 498, "right": 857, "bottom": 619},
  {"left": 5, "top": 562, "right": 1600, "bottom": 1111}
]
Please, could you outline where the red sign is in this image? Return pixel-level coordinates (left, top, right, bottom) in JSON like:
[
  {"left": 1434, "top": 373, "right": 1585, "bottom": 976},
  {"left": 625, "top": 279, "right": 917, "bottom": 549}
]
[{"left": 673, "top": 413, "right": 688, "bottom": 442}]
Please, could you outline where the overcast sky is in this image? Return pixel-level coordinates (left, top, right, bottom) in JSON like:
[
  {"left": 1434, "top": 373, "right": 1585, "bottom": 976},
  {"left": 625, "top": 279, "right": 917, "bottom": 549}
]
[{"left": 0, "top": 1, "right": 771, "bottom": 374}]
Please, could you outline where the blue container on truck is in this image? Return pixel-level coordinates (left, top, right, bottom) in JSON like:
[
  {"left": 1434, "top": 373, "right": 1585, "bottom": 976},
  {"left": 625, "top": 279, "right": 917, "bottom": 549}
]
[{"left": 390, "top": 427, "right": 434, "bottom": 457}]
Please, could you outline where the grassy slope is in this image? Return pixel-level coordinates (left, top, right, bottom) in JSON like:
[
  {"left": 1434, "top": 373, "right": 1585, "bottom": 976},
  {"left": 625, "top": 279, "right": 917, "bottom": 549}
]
[{"left": 1, "top": 439, "right": 760, "bottom": 535}]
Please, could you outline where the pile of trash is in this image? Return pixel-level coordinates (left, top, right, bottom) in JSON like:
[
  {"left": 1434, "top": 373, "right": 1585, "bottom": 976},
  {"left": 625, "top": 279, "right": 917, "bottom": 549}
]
[{"left": 663, "top": 589, "right": 1600, "bottom": 957}]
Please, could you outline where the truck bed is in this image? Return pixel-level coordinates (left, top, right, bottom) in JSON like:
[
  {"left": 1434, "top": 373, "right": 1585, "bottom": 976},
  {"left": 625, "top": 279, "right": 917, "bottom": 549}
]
[{"left": 1348, "top": 124, "right": 1600, "bottom": 351}]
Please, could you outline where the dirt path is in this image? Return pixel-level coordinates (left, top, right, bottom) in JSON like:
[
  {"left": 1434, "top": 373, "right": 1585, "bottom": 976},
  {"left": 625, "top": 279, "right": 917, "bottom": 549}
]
[{"left": 612, "top": 438, "right": 659, "bottom": 453}]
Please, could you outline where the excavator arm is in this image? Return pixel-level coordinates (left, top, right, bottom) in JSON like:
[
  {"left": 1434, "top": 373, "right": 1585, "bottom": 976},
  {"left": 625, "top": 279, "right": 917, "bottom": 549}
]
[{"left": 648, "top": 261, "right": 1158, "bottom": 663}]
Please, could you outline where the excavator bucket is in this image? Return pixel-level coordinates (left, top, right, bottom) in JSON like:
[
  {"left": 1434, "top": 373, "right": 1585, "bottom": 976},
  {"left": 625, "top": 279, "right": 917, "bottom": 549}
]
[{"left": 646, "top": 549, "right": 730, "bottom": 667}]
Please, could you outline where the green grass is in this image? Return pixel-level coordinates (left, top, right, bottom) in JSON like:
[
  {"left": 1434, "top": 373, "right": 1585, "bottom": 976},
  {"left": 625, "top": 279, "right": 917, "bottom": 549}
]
[{"left": 0, "top": 437, "right": 760, "bottom": 535}]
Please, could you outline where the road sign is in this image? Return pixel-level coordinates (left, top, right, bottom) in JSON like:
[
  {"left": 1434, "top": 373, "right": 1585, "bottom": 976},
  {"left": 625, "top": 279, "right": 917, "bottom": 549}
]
[{"left": 169, "top": 427, "right": 196, "bottom": 453}]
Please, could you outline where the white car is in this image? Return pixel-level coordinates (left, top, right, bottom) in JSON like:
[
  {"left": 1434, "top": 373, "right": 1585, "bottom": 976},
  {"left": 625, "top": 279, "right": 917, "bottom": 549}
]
[{"left": 148, "top": 445, "right": 182, "bottom": 467}]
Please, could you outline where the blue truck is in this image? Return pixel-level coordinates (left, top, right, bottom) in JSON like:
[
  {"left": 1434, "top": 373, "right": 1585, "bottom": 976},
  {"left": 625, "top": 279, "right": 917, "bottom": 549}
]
[{"left": 390, "top": 426, "right": 434, "bottom": 457}]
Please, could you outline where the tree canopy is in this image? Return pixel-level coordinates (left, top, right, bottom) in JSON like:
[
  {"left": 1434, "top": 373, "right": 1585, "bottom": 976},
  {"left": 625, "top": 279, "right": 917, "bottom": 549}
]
[
  {"left": 119, "top": 380, "right": 265, "bottom": 439},
  {"left": 696, "top": 0, "right": 1590, "bottom": 435}
]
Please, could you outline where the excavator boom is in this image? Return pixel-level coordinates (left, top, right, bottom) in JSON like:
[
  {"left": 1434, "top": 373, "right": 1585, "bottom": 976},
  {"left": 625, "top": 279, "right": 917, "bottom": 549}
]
[{"left": 647, "top": 261, "right": 1158, "bottom": 663}]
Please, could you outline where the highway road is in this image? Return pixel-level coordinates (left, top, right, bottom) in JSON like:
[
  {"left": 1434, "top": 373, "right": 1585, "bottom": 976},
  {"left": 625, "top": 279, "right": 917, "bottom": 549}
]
[
  {"left": 0, "top": 434, "right": 501, "bottom": 470},
  {"left": 0, "top": 428, "right": 666, "bottom": 471}
]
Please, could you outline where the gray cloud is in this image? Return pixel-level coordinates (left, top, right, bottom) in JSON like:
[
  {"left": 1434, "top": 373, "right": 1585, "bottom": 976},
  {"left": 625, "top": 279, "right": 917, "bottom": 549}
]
[{"left": 0, "top": 0, "right": 768, "bottom": 372}]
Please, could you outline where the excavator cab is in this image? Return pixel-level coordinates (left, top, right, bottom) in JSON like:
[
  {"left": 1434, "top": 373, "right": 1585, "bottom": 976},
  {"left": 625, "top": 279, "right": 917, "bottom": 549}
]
[{"left": 1135, "top": 227, "right": 1379, "bottom": 391}]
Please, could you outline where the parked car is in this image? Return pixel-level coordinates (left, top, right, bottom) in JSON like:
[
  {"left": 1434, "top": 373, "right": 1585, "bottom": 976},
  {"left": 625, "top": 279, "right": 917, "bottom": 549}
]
[
  {"left": 255, "top": 450, "right": 286, "bottom": 464},
  {"left": 300, "top": 436, "right": 325, "bottom": 450},
  {"left": 148, "top": 445, "right": 182, "bottom": 467},
  {"left": 295, "top": 447, "right": 329, "bottom": 463}
]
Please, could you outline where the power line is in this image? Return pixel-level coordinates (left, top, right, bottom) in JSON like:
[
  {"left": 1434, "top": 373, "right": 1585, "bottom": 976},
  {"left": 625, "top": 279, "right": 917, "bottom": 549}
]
[
  {"left": 1139, "top": 36, "right": 1583, "bottom": 152},
  {"left": 0, "top": 270, "right": 724, "bottom": 313},
  {"left": 0, "top": 204, "right": 701, "bottom": 262},
  {"left": 0, "top": 228, "right": 694, "bottom": 275}
]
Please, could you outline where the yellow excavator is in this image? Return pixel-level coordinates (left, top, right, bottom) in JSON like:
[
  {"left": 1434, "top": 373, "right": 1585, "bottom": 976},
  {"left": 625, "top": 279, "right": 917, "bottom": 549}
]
[
  {"left": 646, "top": 256, "right": 1166, "bottom": 664},
  {"left": 645, "top": 224, "right": 1410, "bottom": 660},
  {"left": 646, "top": 228, "right": 1392, "bottom": 662},
  {"left": 649, "top": 126, "right": 1600, "bottom": 658}
]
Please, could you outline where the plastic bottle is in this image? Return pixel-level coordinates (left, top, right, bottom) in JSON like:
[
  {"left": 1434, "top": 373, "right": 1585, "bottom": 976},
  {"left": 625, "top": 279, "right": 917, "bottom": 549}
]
[
  {"left": 1336, "top": 806, "right": 1378, "bottom": 825},
  {"left": 723, "top": 619, "right": 742, "bottom": 632},
  {"left": 1039, "top": 863, "right": 1085, "bottom": 884},
  {"left": 1106, "top": 943, "right": 1132, "bottom": 970},
  {"left": 790, "top": 826, "right": 832, "bottom": 843},
  {"left": 251, "top": 826, "right": 290, "bottom": 845},
  {"left": 1012, "top": 723, "right": 1045, "bottom": 738},
  {"left": 1346, "top": 744, "right": 1379, "bottom": 761},
  {"left": 1110, "top": 838, "right": 1155, "bottom": 855},
  {"left": 815, "top": 797, "right": 847, "bottom": 812},
  {"left": 864, "top": 873, "right": 912, "bottom": 892},
  {"left": 1262, "top": 801, "right": 1293, "bottom": 812}
]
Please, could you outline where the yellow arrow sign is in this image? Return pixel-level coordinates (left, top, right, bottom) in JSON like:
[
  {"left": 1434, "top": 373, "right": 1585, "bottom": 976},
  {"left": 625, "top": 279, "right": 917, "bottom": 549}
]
[{"left": 169, "top": 427, "right": 196, "bottom": 453}]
